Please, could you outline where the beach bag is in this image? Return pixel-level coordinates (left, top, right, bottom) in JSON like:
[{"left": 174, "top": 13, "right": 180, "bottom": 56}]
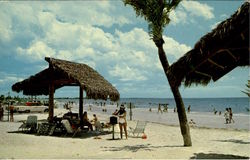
[{"left": 142, "top": 133, "right": 147, "bottom": 139}]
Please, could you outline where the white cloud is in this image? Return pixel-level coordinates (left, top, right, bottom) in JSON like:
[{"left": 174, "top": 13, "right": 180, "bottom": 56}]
[
  {"left": 169, "top": 8, "right": 187, "bottom": 25},
  {"left": 0, "top": 72, "right": 24, "bottom": 85},
  {"left": 0, "top": 13, "right": 12, "bottom": 41},
  {"left": 14, "top": 20, "right": 190, "bottom": 80},
  {"left": 169, "top": 1, "right": 214, "bottom": 25},
  {"left": 181, "top": 1, "right": 214, "bottom": 19},
  {"left": 16, "top": 41, "right": 56, "bottom": 62},
  {"left": 109, "top": 65, "right": 147, "bottom": 81},
  {"left": 163, "top": 36, "right": 191, "bottom": 63},
  {"left": 44, "top": 1, "right": 131, "bottom": 28}
]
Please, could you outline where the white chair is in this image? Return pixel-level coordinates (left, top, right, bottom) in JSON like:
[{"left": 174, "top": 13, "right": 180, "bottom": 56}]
[{"left": 129, "top": 121, "right": 147, "bottom": 137}]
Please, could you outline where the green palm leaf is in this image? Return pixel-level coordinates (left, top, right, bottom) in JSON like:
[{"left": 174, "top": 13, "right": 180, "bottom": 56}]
[{"left": 123, "top": 0, "right": 181, "bottom": 43}]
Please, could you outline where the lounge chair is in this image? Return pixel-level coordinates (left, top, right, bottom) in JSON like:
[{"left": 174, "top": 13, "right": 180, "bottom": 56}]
[
  {"left": 129, "top": 121, "right": 147, "bottom": 137},
  {"left": 19, "top": 115, "right": 38, "bottom": 133},
  {"left": 61, "top": 119, "right": 81, "bottom": 137}
]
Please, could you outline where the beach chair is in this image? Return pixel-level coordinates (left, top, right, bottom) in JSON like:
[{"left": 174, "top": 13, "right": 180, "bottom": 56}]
[
  {"left": 19, "top": 115, "right": 37, "bottom": 133},
  {"left": 129, "top": 121, "right": 147, "bottom": 137},
  {"left": 95, "top": 121, "right": 103, "bottom": 132},
  {"left": 61, "top": 119, "right": 81, "bottom": 137}
]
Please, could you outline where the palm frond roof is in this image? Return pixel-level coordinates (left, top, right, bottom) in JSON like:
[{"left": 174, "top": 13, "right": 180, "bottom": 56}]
[
  {"left": 167, "top": 2, "right": 249, "bottom": 87},
  {"left": 12, "top": 57, "right": 120, "bottom": 101}
]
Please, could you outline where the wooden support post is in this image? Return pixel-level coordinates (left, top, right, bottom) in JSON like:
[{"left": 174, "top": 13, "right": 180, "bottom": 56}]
[
  {"left": 225, "top": 49, "right": 237, "bottom": 61},
  {"left": 48, "top": 82, "right": 54, "bottom": 122},
  {"left": 195, "top": 70, "right": 212, "bottom": 78},
  {"left": 129, "top": 102, "right": 132, "bottom": 121},
  {"left": 207, "top": 59, "right": 224, "bottom": 70},
  {"left": 79, "top": 86, "right": 83, "bottom": 125}
]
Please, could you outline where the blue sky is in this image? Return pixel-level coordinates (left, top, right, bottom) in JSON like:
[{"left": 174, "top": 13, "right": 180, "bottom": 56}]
[{"left": 0, "top": 0, "right": 248, "bottom": 98}]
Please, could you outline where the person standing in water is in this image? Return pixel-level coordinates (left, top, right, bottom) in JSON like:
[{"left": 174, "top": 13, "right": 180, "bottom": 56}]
[
  {"left": 229, "top": 107, "right": 234, "bottom": 123},
  {"left": 224, "top": 108, "right": 229, "bottom": 124},
  {"left": 158, "top": 104, "right": 163, "bottom": 113},
  {"left": 187, "top": 105, "right": 191, "bottom": 113}
]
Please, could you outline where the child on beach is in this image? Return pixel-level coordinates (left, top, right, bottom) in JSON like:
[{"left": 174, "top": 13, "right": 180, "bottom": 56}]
[
  {"left": 91, "top": 114, "right": 102, "bottom": 131},
  {"left": 174, "top": 107, "right": 176, "bottom": 113},
  {"left": 189, "top": 119, "right": 196, "bottom": 125}
]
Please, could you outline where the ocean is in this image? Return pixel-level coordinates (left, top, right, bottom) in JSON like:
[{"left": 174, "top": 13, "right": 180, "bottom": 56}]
[{"left": 55, "top": 97, "right": 250, "bottom": 114}]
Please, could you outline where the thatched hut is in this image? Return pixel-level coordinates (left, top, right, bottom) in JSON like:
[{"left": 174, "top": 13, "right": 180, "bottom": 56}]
[
  {"left": 167, "top": 2, "right": 249, "bottom": 87},
  {"left": 12, "top": 57, "right": 120, "bottom": 121}
]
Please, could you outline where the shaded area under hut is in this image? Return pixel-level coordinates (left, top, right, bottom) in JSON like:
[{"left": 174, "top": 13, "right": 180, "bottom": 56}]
[
  {"left": 12, "top": 57, "right": 120, "bottom": 122},
  {"left": 167, "top": 2, "right": 249, "bottom": 88}
]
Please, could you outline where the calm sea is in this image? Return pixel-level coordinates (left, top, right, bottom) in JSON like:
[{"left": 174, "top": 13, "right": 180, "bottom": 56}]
[{"left": 56, "top": 97, "right": 249, "bottom": 114}]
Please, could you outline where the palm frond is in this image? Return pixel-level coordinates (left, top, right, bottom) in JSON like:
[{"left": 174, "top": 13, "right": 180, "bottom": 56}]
[
  {"left": 242, "top": 80, "right": 250, "bottom": 97},
  {"left": 123, "top": 0, "right": 181, "bottom": 43}
]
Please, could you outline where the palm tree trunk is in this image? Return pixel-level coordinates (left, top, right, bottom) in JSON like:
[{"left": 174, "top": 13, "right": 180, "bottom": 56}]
[{"left": 155, "top": 38, "right": 192, "bottom": 146}]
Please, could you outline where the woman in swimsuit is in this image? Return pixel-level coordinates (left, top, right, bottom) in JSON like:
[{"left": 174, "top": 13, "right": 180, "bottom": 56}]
[{"left": 116, "top": 105, "right": 128, "bottom": 139}]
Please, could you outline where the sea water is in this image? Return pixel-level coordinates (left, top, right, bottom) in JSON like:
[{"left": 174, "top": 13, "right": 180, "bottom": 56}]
[{"left": 56, "top": 97, "right": 249, "bottom": 114}]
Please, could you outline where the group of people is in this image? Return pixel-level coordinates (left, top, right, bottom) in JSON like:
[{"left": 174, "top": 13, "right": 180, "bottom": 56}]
[
  {"left": 81, "top": 112, "right": 101, "bottom": 132},
  {"left": 213, "top": 108, "right": 222, "bottom": 115},
  {"left": 224, "top": 107, "right": 234, "bottom": 124},
  {"left": 0, "top": 104, "right": 14, "bottom": 122},
  {"left": 63, "top": 101, "right": 74, "bottom": 111},
  {"left": 80, "top": 104, "right": 128, "bottom": 139},
  {"left": 157, "top": 104, "right": 169, "bottom": 113},
  {"left": 149, "top": 105, "right": 191, "bottom": 113}
]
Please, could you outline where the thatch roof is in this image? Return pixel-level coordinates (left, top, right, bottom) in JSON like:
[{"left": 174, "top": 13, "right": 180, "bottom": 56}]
[
  {"left": 12, "top": 57, "right": 120, "bottom": 101},
  {"left": 167, "top": 2, "right": 249, "bottom": 87}
]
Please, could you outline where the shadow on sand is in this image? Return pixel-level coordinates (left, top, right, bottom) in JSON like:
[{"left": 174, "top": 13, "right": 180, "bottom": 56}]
[
  {"left": 190, "top": 153, "right": 249, "bottom": 159},
  {"left": 102, "top": 143, "right": 182, "bottom": 152},
  {"left": 214, "top": 139, "right": 250, "bottom": 144},
  {"left": 7, "top": 130, "right": 111, "bottom": 139}
]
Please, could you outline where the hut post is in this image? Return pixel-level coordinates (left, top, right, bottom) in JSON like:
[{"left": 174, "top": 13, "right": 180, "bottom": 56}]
[
  {"left": 48, "top": 81, "right": 54, "bottom": 122},
  {"left": 129, "top": 102, "right": 132, "bottom": 121},
  {"left": 79, "top": 86, "right": 83, "bottom": 124}
]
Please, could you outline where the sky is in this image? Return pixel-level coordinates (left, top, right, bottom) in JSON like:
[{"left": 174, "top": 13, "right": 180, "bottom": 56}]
[{"left": 0, "top": 0, "right": 249, "bottom": 98}]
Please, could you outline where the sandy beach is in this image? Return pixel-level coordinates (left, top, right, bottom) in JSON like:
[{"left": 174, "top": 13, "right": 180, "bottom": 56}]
[{"left": 0, "top": 107, "right": 249, "bottom": 159}]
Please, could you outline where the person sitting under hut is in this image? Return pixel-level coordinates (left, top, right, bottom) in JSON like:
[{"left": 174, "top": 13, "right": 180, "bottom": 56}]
[
  {"left": 82, "top": 112, "right": 93, "bottom": 131},
  {"left": 91, "top": 114, "right": 102, "bottom": 131}
]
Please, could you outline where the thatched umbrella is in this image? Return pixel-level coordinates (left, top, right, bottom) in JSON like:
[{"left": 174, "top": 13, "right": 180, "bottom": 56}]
[
  {"left": 167, "top": 2, "right": 249, "bottom": 87},
  {"left": 12, "top": 57, "right": 120, "bottom": 121}
]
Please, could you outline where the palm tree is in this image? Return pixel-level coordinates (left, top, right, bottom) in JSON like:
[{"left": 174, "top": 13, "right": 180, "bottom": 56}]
[
  {"left": 242, "top": 80, "right": 250, "bottom": 97},
  {"left": 123, "top": 0, "right": 192, "bottom": 146}
]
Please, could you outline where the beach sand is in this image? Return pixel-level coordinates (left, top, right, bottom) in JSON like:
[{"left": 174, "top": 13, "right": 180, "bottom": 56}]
[{"left": 0, "top": 108, "right": 249, "bottom": 159}]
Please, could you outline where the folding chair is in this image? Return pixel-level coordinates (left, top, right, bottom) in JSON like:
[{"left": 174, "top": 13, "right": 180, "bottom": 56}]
[
  {"left": 129, "top": 121, "right": 147, "bottom": 137},
  {"left": 61, "top": 119, "right": 81, "bottom": 137},
  {"left": 19, "top": 115, "right": 38, "bottom": 133}
]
